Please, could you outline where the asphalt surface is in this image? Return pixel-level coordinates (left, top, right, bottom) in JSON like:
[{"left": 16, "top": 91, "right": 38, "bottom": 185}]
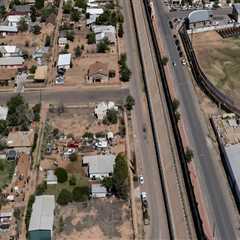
[
  {"left": 0, "top": 88, "right": 129, "bottom": 105},
  {"left": 153, "top": 1, "right": 238, "bottom": 239},
  {"left": 121, "top": 0, "right": 170, "bottom": 238}
]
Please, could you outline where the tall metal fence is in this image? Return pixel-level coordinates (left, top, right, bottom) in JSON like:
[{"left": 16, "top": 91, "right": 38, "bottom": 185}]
[{"left": 179, "top": 24, "right": 240, "bottom": 116}]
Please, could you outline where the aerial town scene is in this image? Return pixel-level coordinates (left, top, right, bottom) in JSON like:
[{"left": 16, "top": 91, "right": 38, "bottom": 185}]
[{"left": 0, "top": 0, "right": 240, "bottom": 239}]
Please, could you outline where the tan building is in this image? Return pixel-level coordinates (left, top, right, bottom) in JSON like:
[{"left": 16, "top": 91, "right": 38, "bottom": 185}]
[
  {"left": 0, "top": 69, "right": 16, "bottom": 86},
  {"left": 7, "top": 130, "right": 34, "bottom": 148},
  {"left": 34, "top": 65, "right": 48, "bottom": 82},
  {"left": 88, "top": 61, "right": 109, "bottom": 84}
]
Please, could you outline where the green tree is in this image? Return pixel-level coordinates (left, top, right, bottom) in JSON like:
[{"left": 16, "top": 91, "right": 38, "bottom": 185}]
[
  {"left": 32, "top": 103, "right": 41, "bottom": 122},
  {"left": 118, "top": 23, "right": 124, "bottom": 38},
  {"left": 103, "top": 109, "right": 118, "bottom": 124},
  {"left": 69, "top": 175, "right": 76, "bottom": 185},
  {"left": 55, "top": 167, "right": 68, "bottom": 183},
  {"left": 97, "top": 38, "right": 110, "bottom": 53},
  {"left": 35, "top": 0, "right": 44, "bottom": 9},
  {"left": 172, "top": 98, "right": 180, "bottom": 112},
  {"left": 32, "top": 25, "right": 41, "bottom": 34},
  {"left": 125, "top": 95, "right": 135, "bottom": 111},
  {"left": 75, "top": 0, "right": 87, "bottom": 9},
  {"left": 161, "top": 56, "right": 168, "bottom": 66},
  {"left": 29, "top": 65, "right": 37, "bottom": 74},
  {"left": 35, "top": 182, "right": 47, "bottom": 195},
  {"left": 112, "top": 153, "right": 129, "bottom": 199},
  {"left": 185, "top": 147, "right": 194, "bottom": 163},
  {"left": 30, "top": 6, "right": 36, "bottom": 22},
  {"left": 75, "top": 45, "right": 82, "bottom": 57},
  {"left": 87, "top": 32, "right": 96, "bottom": 44},
  {"left": 45, "top": 35, "right": 51, "bottom": 47},
  {"left": 0, "top": 6, "right": 6, "bottom": 19},
  {"left": 0, "top": 120, "right": 8, "bottom": 136},
  {"left": 63, "top": 0, "right": 72, "bottom": 14},
  {"left": 18, "top": 17, "right": 28, "bottom": 32},
  {"left": 102, "top": 177, "right": 113, "bottom": 191},
  {"left": 71, "top": 9, "right": 80, "bottom": 22},
  {"left": 66, "top": 30, "right": 74, "bottom": 41},
  {"left": 72, "top": 186, "right": 89, "bottom": 202},
  {"left": 57, "top": 189, "right": 72, "bottom": 205},
  {"left": 120, "top": 65, "right": 131, "bottom": 82},
  {"left": 82, "top": 131, "right": 94, "bottom": 139}
]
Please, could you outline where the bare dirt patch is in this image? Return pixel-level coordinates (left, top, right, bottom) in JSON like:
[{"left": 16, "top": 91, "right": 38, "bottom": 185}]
[{"left": 192, "top": 31, "right": 240, "bottom": 104}]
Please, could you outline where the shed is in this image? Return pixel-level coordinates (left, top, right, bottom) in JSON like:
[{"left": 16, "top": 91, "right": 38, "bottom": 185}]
[
  {"left": 46, "top": 170, "right": 57, "bottom": 185},
  {"left": 28, "top": 195, "right": 55, "bottom": 240},
  {"left": 0, "top": 57, "right": 24, "bottom": 69},
  {"left": 57, "top": 53, "right": 71, "bottom": 70},
  {"left": 34, "top": 66, "right": 48, "bottom": 82},
  {"left": 83, "top": 154, "right": 115, "bottom": 179},
  {"left": 91, "top": 183, "right": 107, "bottom": 198}
]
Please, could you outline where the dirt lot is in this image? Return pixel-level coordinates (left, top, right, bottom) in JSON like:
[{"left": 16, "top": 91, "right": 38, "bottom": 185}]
[
  {"left": 193, "top": 31, "right": 240, "bottom": 105},
  {"left": 54, "top": 198, "right": 133, "bottom": 240}
]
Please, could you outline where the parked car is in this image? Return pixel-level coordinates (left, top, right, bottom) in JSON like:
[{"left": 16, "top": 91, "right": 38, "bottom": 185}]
[{"left": 139, "top": 175, "right": 144, "bottom": 184}]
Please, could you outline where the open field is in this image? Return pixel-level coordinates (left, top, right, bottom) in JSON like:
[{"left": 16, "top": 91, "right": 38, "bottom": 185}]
[
  {"left": 55, "top": 198, "right": 133, "bottom": 240},
  {"left": 192, "top": 31, "right": 240, "bottom": 104}
]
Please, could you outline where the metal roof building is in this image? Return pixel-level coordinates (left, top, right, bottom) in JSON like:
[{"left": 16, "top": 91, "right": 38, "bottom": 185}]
[
  {"left": 28, "top": 195, "right": 55, "bottom": 240},
  {"left": 0, "top": 106, "right": 8, "bottom": 120},
  {"left": 57, "top": 53, "right": 71, "bottom": 69},
  {"left": 83, "top": 154, "right": 115, "bottom": 179},
  {"left": 188, "top": 10, "right": 212, "bottom": 24},
  {"left": 0, "top": 56, "right": 24, "bottom": 67}
]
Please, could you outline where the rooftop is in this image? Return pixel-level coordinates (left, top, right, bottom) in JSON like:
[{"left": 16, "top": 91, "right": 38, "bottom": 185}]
[
  {"left": 13, "top": 5, "right": 31, "bottom": 13},
  {"left": 86, "top": 7, "right": 104, "bottom": 15},
  {"left": 89, "top": 61, "right": 108, "bottom": 77},
  {"left": 0, "top": 69, "right": 16, "bottom": 81},
  {"left": 0, "top": 106, "right": 8, "bottom": 120},
  {"left": 57, "top": 53, "right": 71, "bottom": 66},
  {"left": 0, "top": 25, "right": 18, "bottom": 32},
  {"left": 7, "top": 130, "right": 34, "bottom": 148},
  {"left": 188, "top": 10, "right": 212, "bottom": 24},
  {"left": 28, "top": 195, "right": 55, "bottom": 232},
  {"left": 91, "top": 183, "right": 107, "bottom": 194},
  {"left": 0, "top": 57, "right": 24, "bottom": 66},
  {"left": 83, "top": 154, "right": 115, "bottom": 175},
  {"left": 34, "top": 65, "right": 48, "bottom": 80}
]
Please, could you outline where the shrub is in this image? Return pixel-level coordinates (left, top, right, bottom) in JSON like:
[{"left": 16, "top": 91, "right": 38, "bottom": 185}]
[
  {"left": 87, "top": 32, "right": 96, "bottom": 44},
  {"left": 69, "top": 175, "right": 76, "bottom": 186},
  {"left": 72, "top": 186, "right": 89, "bottom": 202},
  {"left": 69, "top": 152, "right": 78, "bottom": 162},
  {"left": 55, "top": 168, "right": 68, "bottom": 183},
  {"left": 57, "top": 189, "right": 72, "bottom": 205}
]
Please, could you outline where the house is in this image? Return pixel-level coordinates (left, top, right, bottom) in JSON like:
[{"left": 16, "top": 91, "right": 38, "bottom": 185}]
[
  {"left": 88, "top": 61, "right": 108, "bottom": 83},
  {"left": 91, "top": 183, "right": 107, "bottom": 198},
  {"left": 0, "top": 106, "right": 8, "bottom": 120},
  {"left": 57, "top": 53, "right": 71, "bottom": 70},
  {"left": 94, "top": 101, "right": 118, "bottom": 120},
  {"left": 83, "top": 154, "right": 115, "bottom": 179},
  {"left": 0, "top": 69, "right": 16, "bottom": 86},
  {"left": 13, "top": 5, "right": 32, "bottom": 15},
  {"left": 232, "top": 4, "right": 240, "bottom": 23},
  {"left": 92, "top": 25, "right": 116, "bottom": 44},
  {"left": 0, "top": 45, "right": 22, "bottom": 57},
  {"left": 28, "top": 195, "right": 55, "bottom": 240},
  {"left": 32, "top": 47, "right": 49, "bottom": 60},
  {"left": 0, "top": 57, "right": 24, "bottom": 69},
  {"left": 0, "top": 210, "right": 13, "bottom": 231},
  {"left": 7, "top": 130, "right": 34, "bottom": 148},
  {"left": 34, "top": 65, "right": 48, "bottom": 82},
  {"left": 6, "top": 15, "right": 28, "bottom": 27},
  {"left": 0, "top": 25, "right": 18, "bottom": 36},
  {"left": 58, "top": 37, "right": 68, "bottom": 47},
  {"left": 86, "top": 7, "right": 103, "bottom": 25},
  {"left": 46, "top": 170, "right": 57, "bottom": 185}
]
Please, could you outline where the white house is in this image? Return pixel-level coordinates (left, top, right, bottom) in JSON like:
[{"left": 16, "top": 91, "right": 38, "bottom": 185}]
[
  {"left": 0, "top": 57, "right": 24, "bottom": 69},
  {"left": 83, "top": 154, "right": 116, "bottom": 179},
  {"left": 86, "top": 7, "right": 103, "bottom": 25},
  {"left": 6, "top": 15, "right": 28, "bottom": 27},
  {"left": 91, "top": 184, "right": 107, "bottom": 198},
  {"left": 46, "top": 170, "right": 57, "bottom": 185},
  {"left": 92, "top": 25, "right": 116, "bottom": 44},
  {"left": 0, "top": 25, "right": 18, "bottom": 36},
  {"left": 57, "top": 53, "right": 71, "bottom": 70},
  {"left": 94, "top": 101, "right": 118, "bottom": 120},
  {"left": 0, "top": 45, "right": 22, "bottom": 57},
  {"left": 58, "top": 37, "right": 68, "bottom": 47}
]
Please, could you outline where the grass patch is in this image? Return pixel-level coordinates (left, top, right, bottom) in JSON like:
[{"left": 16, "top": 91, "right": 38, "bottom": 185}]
[{"left": 0, "top": 158, "right": 16, "bottom": 189}]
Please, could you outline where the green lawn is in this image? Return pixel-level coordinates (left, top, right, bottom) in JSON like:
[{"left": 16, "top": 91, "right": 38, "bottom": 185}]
[{"left": 0, "top": 158, "right": 16, "bottom": 189}]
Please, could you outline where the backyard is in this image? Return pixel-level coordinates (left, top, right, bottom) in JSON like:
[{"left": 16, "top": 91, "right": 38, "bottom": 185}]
[
  {"left": 193, "top": 31, "right": 240, "bottom": 104},
  {"left": 0, "top": 158, "right": 16, "bottom": 189}
]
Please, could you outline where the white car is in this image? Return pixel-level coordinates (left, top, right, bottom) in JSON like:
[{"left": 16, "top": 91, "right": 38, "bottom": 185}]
[{"left": 139, "top": 175, "right": 144, "bottom": 184}]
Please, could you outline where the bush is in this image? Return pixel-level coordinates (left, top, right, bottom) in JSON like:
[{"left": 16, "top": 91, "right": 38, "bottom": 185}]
[
  {"left": 69, "top": 152, "right": 78, "bottom": 162},
  {"left": 82, "top": 132, "right": 94, "bottom": 139},
  {"left": 35, "top": 182, "right": 46, "bottom": 195},
  {"left": 57, "top": 189, "right": 72, "bottom": 205},
  {"left": 29, "top": 65, "right": 37, "bottom": 74},
  {"left": 32, "top": 25, "right": 41, "bottom": 34},
  {"left": 118, "top": 23, "right": 124, "bottom": 38},
  {"left": 45, "top": 35, "right": 51, "bottom": 47},
  {"left": 87, "top": 32, "right": 96, "bottom": 44},
  {"left": 97, "top": 38, "right": 110, "bottom": 53},
  {"left": 55, "top": 168, "right": 68, "bottom": 183},
  {"left": 32, "top": 103, "right": 41, "bottom": 122},
  {"left": 125, "top": 95, "right": 135, "bottom": 111},
  {"left": 72, "top": 186, "right": 89, "bottom": 202},
  {"left": 109, "top": 69, "right": 115, "bottom": 78},
  {"left": 103, "top": 109, "right": 118, "bottom": 125},
  {"left": 75, "top": 45, "right": 82, "bottom": 57},
  {"left": 120, "top": 65, "right": 131, "bottom": 82},
  {"left": 69, "top": 175, "right": 76, "bottom": 186}
]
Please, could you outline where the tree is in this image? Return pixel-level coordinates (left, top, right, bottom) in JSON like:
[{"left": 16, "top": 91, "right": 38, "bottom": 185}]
[
  {"left": 172, "top": 98, "right": 180, "bottom": 112},
  {"left": 97, "top": 38, "right": 110, "bottom": 53},
  {"left": 75, "top": 0, "right": 87, "bottom": 9},
  {"left": 64, "top": 43, "right": 69, "bottom": 50},
  {"left": 71, "top": 9, "right": 80, "bottom": 22},
  {"left": 82, "top": 131, "right": 94, "bottom": 139},
  {"left": 66, "top": 30, "right": 74, "bottom": 41},
  {"left": 45, "top": 35, "right": 51, "bottom": 47},
  {"left": 18, "top": 17, "right": 28, "bottom": 32},
  {"left": 103, "top": 109, "right": 118, "bottom": 124},
  {"left": 72, "top": 186, "right": 89, "bottom": 202},
  {"left": 125, "top": 95, "right": 135, "bottom": 111},
  {"left": 63, "top": 0, "right": 72, "bottom": 14},
  {"left": 185, "top": 147, "right": 194, "bottom": 163},
  {"left": 75, "top": 45, "right": 82, "bottom": 57},
  {"left": 102, "top": 177, "right": 113, "bottom": 191},
  {"left": 35, "top": 0, "right": 44, "bottom": 9},
  {"left": 69, "top": 152, "right": 78, "bottom": 162},
  {"left": 32, "top": 103, "right": 41, "bottom": 122},
  {"left": 57, "top": 189, "right": 72, "bottom": 205},
  {"left": 0, "top": 120, "right": 8, "bottom": 136},
  {"left": 35, "top": 182, "right": 46, "bottom": 195},
  {"left": 118, "top": 23, "right": 124, "bottom": 38},
  {"left": 69, "top": 175, "right": 76, "bottom": 185},
  {"left": 112, "top": 153, "right": 129, "bottom": 199},
  {"left": 30, "top": 6, "right": 36, "bottom": 22},
  {"left": 87, "top": 32, "right": 96, "bottom": 44},
  {"left": 32, "top": 25, "right": 41, "bottom": 34},
  {"left": 161, "top": 56, "right": 168, "bottom": 66},
  {"left": 55, "top": 168, "right": 68, "bottom": 183},
  {"left": 29, "top": 65, "right": 37, "bottom": 74},
  {"left": 0, "top": 6, "right": 6, "bottom": 19},
  {"left": 120, "top": 65, "right": 131, "bottom": 82}
]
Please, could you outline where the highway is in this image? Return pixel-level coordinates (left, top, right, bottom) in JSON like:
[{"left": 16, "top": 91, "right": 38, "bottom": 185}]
[
  {"left": 153, "top": 0, "right": 239, "bottom": 239},
  {"left": 0, "top": 87, "right": 129, "bottom": 105}
]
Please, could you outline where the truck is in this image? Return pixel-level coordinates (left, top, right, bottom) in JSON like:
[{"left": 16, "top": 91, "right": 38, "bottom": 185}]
[{"left": 140, "top": 192, "right": 150, "bottom": 225}]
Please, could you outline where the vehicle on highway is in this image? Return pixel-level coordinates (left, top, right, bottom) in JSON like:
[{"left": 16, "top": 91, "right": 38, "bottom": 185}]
[
  {"left": 172, "top": 61, "right": 176, "bottom": 66},
  {"left": 181, "top": 59, "right": 187, "bottom": 65},
  {"left": 141, "top": 192, "right": 148, "bottom": 208},
  {"left": 139, "top": 175, "right": 144, "bottom": 184},
  {"left": 169, "top": 20, "right": 173, "bottom": 28}
]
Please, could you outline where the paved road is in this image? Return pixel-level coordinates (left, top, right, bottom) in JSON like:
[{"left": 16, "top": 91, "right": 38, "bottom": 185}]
[
  {"left": 0, "top": 88, "right": 129, "bottom": 105},
  {"left": 153, "top": 0, "right": 239, "bottom": 239},
  {"left": 120, "top": 0, "right": 171, "bottom": 239}
]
